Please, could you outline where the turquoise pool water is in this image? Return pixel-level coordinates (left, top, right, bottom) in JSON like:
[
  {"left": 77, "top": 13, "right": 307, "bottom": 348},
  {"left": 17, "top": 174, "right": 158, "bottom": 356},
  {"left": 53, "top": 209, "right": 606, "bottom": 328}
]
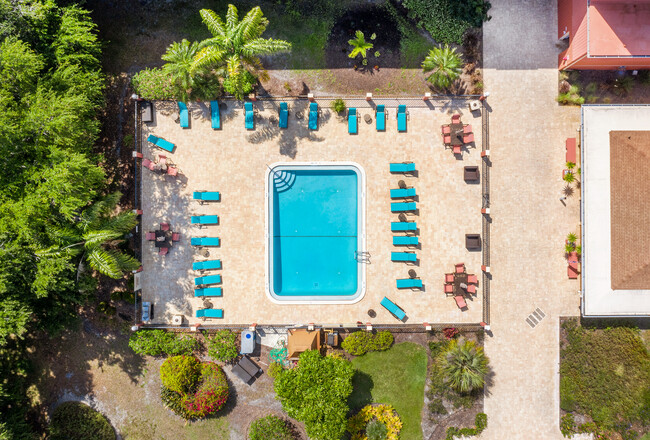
[{"left": 267, "top": 164, "right": 364, "bottom": 302}]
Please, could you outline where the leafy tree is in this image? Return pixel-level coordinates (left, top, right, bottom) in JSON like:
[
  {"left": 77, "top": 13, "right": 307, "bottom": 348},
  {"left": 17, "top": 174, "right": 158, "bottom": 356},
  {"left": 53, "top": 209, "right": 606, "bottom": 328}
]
[
  {"left": 192, "top": 5, "right": 291, "bottom": 97},
  {"left": 441, "top": 339, "right": 489, "bottom": 393},
  {"left": 348, "top": 30, "right": 373, "bottom": 60},
  {"left": 422, "top": 44, "right": 463, "bottom": 89},
  {"left": 38, "top": 192, "right": 140, "bottom": 279},
  {"left": 161, "top": 39, "right": 201, "bottom": 101},
  {"left": 274, "top": 350, "right": 354, "bottom": 440}
]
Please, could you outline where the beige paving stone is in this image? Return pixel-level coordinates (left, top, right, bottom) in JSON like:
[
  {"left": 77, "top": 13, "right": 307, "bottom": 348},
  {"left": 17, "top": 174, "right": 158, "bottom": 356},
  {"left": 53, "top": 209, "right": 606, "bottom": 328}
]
[
  {"left": 481, "top": 0, "right": 581, "bottom": 439},
  {"left": 140, "top": 100, "right": 486, "bottom": 327}
]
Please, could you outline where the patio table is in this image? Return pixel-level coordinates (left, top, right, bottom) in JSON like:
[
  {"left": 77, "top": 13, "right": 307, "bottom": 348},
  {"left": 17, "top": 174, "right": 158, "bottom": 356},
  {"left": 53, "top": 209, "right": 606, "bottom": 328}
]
[
  {"left": 449, "top": 123, "right": 465, "bottom": 146},
  {"left": 155, "top": 229, "right": 173, "bottom": 248},
  {"left": 453, "top": 272, "right": 468, "bottom": 296}
]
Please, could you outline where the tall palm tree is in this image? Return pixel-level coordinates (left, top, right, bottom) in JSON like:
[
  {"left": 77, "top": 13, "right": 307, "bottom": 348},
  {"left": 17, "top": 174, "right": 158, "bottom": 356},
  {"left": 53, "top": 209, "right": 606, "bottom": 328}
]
[
  {"left": 191, "top": 5, "right": 291, "bottom": 94},
  {"left": 422, "top": 45, "right": 463, "bottom": 90},
  {"left": 162, "top": 39, "right": 201, "bottom": 101},
  {"left": 441, "top": 339, "right": 489, "bottom": 393},
  {"left": 38, "top": 192, "right": 140, "bottom": 279},
  {"left": 348, "top": 30, "right": 373, "bottom": 59}
]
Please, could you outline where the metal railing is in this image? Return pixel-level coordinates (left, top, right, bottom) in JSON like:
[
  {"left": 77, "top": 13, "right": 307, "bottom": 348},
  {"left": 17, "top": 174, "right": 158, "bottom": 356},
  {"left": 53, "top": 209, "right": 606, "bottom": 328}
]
[{"left": 481, "top": 100, "right": 491, "bottom": 325}]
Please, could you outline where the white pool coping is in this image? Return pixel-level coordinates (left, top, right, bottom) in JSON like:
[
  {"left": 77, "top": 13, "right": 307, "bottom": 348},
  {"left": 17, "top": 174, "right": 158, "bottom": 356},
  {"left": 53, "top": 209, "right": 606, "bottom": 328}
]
[{"left": 264, "top": 162, "right": 367, "bottom": 305}]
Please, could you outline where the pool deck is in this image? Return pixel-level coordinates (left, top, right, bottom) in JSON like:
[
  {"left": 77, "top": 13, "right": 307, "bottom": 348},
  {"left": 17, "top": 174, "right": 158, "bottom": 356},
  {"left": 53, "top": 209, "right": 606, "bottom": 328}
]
[{"left": 139, "top": 98, "right": 484, "bottom": 326}]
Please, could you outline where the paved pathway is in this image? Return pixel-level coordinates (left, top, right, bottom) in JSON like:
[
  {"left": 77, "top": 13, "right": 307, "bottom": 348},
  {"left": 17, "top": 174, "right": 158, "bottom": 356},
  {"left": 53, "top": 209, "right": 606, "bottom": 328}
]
[{"left": 481, "top": 0, "right": 581, "bottom": 438}]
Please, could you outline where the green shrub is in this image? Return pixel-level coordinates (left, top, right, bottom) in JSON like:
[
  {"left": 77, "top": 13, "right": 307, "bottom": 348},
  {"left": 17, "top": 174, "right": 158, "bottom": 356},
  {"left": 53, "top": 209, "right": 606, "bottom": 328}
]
[
  {"left": 274, "top": 350, "right": 354, "bottom": 440},
  {"left": 366, "top": 419, "right": 388, "bottom": 440},
  {"left": 371, "top": 331, "right": 394, "bottom": 351},
  {"left": 428, "top": 340, "right": 449, "bottom": 358},
  {"left": 331, "top": 98, "right": 346, "bottom": 113},
  {"left": 560, "top": 413, "right": 576, "bottom": 437},
  {"left": 428, "top": 398, "right": 447, "bottom": 415},
  {"left": 160, "top": 359, "right": 229, "bottom": 420},
  {"left": 49, "top": 402, "right": 115, "bottom": 440},
  {"left": 128, "top": 330, "right": 199, "bottom": 357},
  {"left": 205, "top": 330, "right": 239, "bottom": 363},
  {"left": 343, "top": 331, "right": 395, "bottom": 356},
  {"left": 248, "top": 415, "right": 293, "bottom": 440},
  {"left": 160, "top": 355, "right": 201, "bottom": 394},
  {"left": 342, "top": 331, "right": 374, "bottom": 356},
  {"left": 181, "top": 363, "right": 229, "bottom": 418},
  {"left": 475, "top": 412, "right": 487, "bottom": 433},
  {"left": 267, "top": 362, "right": 284, "bottom": 380},
  {"left": 557, "top": 85, "right": 584, "bottom": 105},
  {"left": 613, "top": 75, "right": 634, "bottom": 96},
  {"left": 223, "top": 71, "right": 257, "bottom": 99},
  {"left": 560, "top": 324, "right": 650, "bottom": 433},
  {"left": 402, "top": 0, "right": 491, "bottom": 44},
  {"left": 132, "top": 68, "right": 178, "bottom": 100}
]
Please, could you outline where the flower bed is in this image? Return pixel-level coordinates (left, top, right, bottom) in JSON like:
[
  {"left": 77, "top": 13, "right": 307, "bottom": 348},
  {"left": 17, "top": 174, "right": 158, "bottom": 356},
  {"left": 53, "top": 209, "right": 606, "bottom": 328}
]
[{"left": 347, "top": 404, "right": 402, "bottom": 440}]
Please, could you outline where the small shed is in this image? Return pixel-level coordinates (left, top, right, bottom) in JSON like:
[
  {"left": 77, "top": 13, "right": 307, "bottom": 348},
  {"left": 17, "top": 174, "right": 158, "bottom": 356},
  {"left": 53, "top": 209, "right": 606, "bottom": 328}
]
[{"left": 287, "top": 328, "right": 322, "bottom": 360}]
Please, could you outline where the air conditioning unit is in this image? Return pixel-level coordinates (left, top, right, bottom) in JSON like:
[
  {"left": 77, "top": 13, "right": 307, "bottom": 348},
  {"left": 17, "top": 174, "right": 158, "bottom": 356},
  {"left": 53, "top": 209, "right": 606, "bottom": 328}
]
[{"left": 172, "top": 315, "right": 184, "bottom": 326}]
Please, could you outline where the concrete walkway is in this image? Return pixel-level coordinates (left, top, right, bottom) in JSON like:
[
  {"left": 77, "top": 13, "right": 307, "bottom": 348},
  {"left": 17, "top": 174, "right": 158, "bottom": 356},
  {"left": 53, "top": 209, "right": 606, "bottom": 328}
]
[{"left": 480, "top": 0, "right": 581, "bottom": 439}]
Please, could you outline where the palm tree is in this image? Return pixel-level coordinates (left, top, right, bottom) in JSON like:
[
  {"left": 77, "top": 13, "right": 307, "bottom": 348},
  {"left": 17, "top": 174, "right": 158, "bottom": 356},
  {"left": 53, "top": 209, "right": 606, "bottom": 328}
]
[
  {"left": 441, "top": 339, "right": 489, "bottom": 393},
  {"left": 422, "top": 45, "right": 463, "bottom": 90},
  {"left": 38, "top": 193, "right": 140, "bottom": 279},
  {"left": 348, "top": 30, "right": 373, "bottom": 59},
  {"left": 162, "top": 39, "right": 201, "bottom": 101},
  {"left": 191, "top": 5, "right": 291, "bottom": 96},
  {"left": 563, "top": 171, "right": 575, "bottom": 184}
]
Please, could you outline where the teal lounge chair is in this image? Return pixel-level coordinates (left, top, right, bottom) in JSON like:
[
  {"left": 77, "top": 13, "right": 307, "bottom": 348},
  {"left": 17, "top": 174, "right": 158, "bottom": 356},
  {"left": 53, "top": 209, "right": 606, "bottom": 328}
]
[
  {"left": 391, "top": 252, "right": 417, "bottom": 262},
  {"left": 397, "top": 105, "right": 407, "bottom": 132},
  {"left": 308, "top": 102, "right": 318, "bottom": 130},
  {"left": 147, "top": 134, "right": 175, "bottom": 153},
  {"left": 393, "top": 236, "right": 419, "bottom": 246},
  {"left": 178, "top": 102, "right": 189, "bottom": 128},
  {"left": 191, "top": 237, "right": 220, "bottom": 247},
  {"left": 195, "top": 287, "right": 222, "bottom": 297},
  {"left": 391, "top": 222, "right": 417, "bottom": 232},
  {"left": 244, "top": 102, "right": 254, "bottom": 130},
  {"left": 279, "top": 102, "right": 288, "bottom": 128},
  {"left": 191, "top": 215, "right": 219, "bottom": 225},
  {"left": 390, "top": 188, "right": 416, "bottom": 199},
  {"left": 210, "top": 101, "right": 221, "bottom": 130},
  {"left": 396, "top": 278, "right": 423, "bottom": 289},
  {"left": 391, "top": 202, "right": 417, "bottom": 212},
  {"left": 348, "top": 108, "right": 357, "bottom": 134},
  {"left": 193, "top": 259, "right": 221, "bottom": 270},
  {"left": 193, "top": 191, "right": 220, "bottom": 203},
  {"left": 389, "top": 162, "right": 415, "bottom": 173},
  {"left": 376, "top": 105, "right": 386, "bottom": 131},
  {"left": 196, "top": 309, "right": 223, "bottom": 319},
  {"left": 195, "top": 274, "right": 222, "bottom": 286},
  {"left": 380, "top": 297, "right": 406, "bottom": 320}
]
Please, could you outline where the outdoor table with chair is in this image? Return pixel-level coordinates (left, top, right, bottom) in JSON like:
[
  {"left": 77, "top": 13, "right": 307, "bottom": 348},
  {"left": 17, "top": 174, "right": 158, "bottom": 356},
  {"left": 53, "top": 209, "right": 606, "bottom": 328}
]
[
  {"left": 444, "top": 263, "right": 479, "bottom": 309},
  {"left": 442, "top": 114, "right": 474, "bottom": 154},
  {"left": 146, "top": 223, "right": 180, "bottom": 255}
]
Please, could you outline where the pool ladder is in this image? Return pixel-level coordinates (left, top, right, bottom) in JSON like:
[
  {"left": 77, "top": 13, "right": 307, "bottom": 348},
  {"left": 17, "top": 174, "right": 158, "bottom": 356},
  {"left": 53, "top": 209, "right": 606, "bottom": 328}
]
[{"left": 355, "top": 251, "right": 371, "bottom": 263}]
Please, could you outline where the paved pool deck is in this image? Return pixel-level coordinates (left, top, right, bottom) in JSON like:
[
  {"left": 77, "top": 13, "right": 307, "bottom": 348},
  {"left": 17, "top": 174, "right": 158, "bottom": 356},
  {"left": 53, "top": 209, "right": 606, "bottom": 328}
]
[{"left": 139, "top": 98, "right": 485, "bottom": 326}]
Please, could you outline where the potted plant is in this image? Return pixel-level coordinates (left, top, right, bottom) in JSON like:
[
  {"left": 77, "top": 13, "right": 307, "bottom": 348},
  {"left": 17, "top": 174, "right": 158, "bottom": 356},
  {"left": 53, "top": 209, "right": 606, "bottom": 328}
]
[{"left": 331, "top": 98, "right": 346, "bottom": 115}]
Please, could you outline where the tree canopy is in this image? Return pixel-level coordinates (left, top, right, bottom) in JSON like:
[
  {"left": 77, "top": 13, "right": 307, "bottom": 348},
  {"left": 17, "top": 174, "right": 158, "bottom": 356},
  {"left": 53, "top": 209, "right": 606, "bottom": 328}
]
[
  {"left": 274, "top": 350, "right": 354, "bottom": 440},
  {"left": 0, "top": 1, "right": 110, "bottom": 437}
]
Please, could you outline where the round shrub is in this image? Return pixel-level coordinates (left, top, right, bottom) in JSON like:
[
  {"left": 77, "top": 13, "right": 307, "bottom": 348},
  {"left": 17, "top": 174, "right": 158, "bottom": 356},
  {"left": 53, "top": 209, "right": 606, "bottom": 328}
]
[
  {"left": 205, "top": 330, "right": 238, "bottom": 363},
  {"left": 49, "top": 402, "right": 115, "bottom": 440},
  {"left": 342, "top": 331, "right": 374, "bottom": 356},
  {"left": 372, "top": 331, "right": 394, "bottom": 351},
  {"left": 160, "top": 358, "right": 229, "bottom": 420},
  {"left": 366, "top": 419, "right": 388, "bottom": 440},
  {"left": 331, "top": 98, "right": 346, "bottom": 114},
  {"left": 160, "top": 355, "right": 201, "bottom": 394},
  {"left": 248, "top": 415, "right": 293, "bottom": 440},
  {"left": 267, "top": 362, "right": 284, "bottom": 380}
]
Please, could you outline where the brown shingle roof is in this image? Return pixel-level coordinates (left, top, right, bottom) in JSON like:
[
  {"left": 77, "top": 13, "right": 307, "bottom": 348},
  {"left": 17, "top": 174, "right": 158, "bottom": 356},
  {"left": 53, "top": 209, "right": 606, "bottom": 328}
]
[{"left": 610, "top": 131, "right": 650, "bottom": 290}]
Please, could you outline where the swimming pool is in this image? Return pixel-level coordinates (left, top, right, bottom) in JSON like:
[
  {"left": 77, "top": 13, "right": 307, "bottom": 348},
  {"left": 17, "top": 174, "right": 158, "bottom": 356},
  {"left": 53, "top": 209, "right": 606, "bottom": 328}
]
[{"left": 266, "top": 163, "right": 366, "bottom": 304}]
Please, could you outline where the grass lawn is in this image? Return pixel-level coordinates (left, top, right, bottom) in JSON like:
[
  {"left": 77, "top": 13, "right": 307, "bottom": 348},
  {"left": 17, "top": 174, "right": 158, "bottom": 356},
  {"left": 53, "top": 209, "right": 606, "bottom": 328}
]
[
  {"left": 560, "top": 319, "right": 650, "bottom": 434},
  {"left": 348, "top": 342, "right": 428, "bottom": 440}
]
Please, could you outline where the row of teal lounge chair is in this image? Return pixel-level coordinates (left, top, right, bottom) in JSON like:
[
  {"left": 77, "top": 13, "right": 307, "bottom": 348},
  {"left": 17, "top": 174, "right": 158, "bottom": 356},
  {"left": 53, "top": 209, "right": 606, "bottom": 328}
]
[{"left": 347, "top": 105, "right": 408, "bottom": 134}]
